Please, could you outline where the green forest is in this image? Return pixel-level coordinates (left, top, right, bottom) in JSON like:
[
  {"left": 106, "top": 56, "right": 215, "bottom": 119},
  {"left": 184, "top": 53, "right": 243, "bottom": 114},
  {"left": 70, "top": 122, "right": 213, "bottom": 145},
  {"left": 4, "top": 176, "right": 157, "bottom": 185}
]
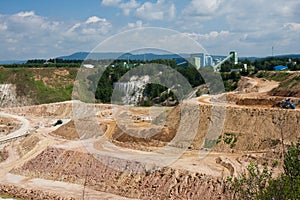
[{"left": 1, "top": 55, "right": 299, "bottom": 105}]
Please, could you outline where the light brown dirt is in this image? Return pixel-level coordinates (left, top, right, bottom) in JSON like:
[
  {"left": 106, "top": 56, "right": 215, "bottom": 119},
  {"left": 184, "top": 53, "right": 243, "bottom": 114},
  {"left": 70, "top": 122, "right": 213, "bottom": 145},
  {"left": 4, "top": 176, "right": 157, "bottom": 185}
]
[
  {"left": 0, "top": 146, "right": 9, "bottom": 162},
  {"left": 0, "top": 117, "right": 22, "bottom": 136},
  {"left": 12, "top": 147, "right": 232, "bottom": 200},
  {"left": 0, "top": 75, "right": 299, "bottom": 199},
  {"left": 50, "top": 120, "right": 80, "bottom": 140},
  {"left": 17, "top": 135, "right": 40, "bottom": 157},
  {"left": 268, "top": 72, "right": 300, "bottom": 97},
  {"left": 236, "top": 76, "right": 279, "bottom": 93}
]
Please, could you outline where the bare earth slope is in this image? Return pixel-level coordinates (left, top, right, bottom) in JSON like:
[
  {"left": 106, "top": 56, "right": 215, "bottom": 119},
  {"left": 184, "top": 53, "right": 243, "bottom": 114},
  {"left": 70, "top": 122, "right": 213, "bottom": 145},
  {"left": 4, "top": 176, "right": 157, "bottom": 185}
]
[{"left": 0, "top": 74, "right": 299, "bottom": 199}]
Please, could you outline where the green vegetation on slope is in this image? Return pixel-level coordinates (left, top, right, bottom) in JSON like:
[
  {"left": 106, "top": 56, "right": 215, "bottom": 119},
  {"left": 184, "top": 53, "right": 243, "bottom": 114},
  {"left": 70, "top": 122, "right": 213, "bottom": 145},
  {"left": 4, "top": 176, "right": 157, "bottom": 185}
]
[
  {"left": 0, "top": 59, "right": 243, "bottom": 105},
  {"left": 255, "top": 71, "right": 290, "bottom": 82},
  {"left": 252, "top": 71, "right": 300, "bottom": 97},
  {"left": 227, "top": 138, "right": 300, "bottom": 200},
  {"left": 0, "top": 68, "right": 77, "bottom": 104}
]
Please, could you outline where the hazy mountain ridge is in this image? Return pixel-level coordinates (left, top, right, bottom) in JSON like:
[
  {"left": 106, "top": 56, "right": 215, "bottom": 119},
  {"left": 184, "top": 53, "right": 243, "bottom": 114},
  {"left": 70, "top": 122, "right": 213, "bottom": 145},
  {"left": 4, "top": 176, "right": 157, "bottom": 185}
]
[{"left": 1, "top": 53, "right": 300, "bottom": 65}]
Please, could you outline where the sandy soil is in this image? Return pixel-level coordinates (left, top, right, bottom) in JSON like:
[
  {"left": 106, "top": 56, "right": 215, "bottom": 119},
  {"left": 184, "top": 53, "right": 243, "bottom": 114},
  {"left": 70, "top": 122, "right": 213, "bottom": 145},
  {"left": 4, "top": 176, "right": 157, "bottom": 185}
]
[{"left": 0, "top": 76, "right": 297, "bottom": 199}]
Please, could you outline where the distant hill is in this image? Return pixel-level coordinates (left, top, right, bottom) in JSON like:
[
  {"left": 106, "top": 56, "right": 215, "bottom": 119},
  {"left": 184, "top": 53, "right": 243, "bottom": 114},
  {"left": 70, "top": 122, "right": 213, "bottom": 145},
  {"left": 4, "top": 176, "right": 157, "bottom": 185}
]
[
  {"left": 58, "top": 52, "right": 121, "bottom": 60},
  {"left": 239, "top": 54, "right": 300, "bottom": 61},
  {"left": 270, "top": 54, "right": 300, "bottom": 59},
  {"left": 58, "top": 52, "right": 190, "bottom": 61},
  {"left": 1, "top": 53, "right": 299, "bottom": 65},
  {"left": 0, "top": 60, "right": 26, "bottom": 65},
  {"left": 59, "top": 52, "right": 300, "bottom": 62}
]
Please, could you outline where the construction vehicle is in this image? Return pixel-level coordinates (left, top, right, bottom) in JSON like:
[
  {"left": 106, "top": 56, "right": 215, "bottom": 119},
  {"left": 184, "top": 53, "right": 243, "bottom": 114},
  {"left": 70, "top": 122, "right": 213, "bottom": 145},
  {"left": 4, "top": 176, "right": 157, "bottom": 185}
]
[{"left": 275, "top": 99, "right": 296, "bottom": 109}]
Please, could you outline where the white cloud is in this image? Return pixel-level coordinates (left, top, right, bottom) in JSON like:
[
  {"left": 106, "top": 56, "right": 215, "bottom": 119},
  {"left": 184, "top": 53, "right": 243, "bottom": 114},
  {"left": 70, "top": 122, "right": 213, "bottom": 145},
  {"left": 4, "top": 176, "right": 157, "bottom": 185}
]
[
  {"left": 128, "top": 20, "right": 143, "bottom": 28},
  {"left": 119, "top": 0, "right": 140, "bottom": 16},
  {"left": 284, "top": 22, "right": 300, "bottom": 32},
  {"left": 86, "top": 16, "right": 109, "bottom": 25},
  {"left": 180, "top": 0, "right": 300, "bottom": 56},
  {"left": 2, "top": 1, "right": 300, "bottom": 59},
  {"left": 101, "top": 0, "right": 122, "bottom": 6},
  {"left": 101, "top": 0, "right": 175, "bottom": 20},
  {"left": 135, "top": 0, "right": 176, "bottom": 21},
  {"left": 183, "top": 0, "right": 223, "bottom": 17},
  {"left": 184, "top": 30, "right": 231, "bottom": 44},
  {"left": 67, "top": 16, "right": 112, "bottom": 36},
  {"left": 0, "top": 23, "right": 7, "bottom": 31},
  {"left": 0, "top": 11, "right": 113, "bottom": 60},
  {"left": 101, "top": 0, "right": 140, "bottom": 16},
  {"left": 15, "top": 11, "right": 35, "bottom": 17}
]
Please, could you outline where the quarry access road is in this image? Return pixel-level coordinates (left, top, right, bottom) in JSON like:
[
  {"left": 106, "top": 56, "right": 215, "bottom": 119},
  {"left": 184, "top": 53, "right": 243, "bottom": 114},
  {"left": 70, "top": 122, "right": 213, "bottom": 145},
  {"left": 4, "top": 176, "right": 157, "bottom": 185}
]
[{"left": 0, "top": 112, "right": 30, "bottom": 143}]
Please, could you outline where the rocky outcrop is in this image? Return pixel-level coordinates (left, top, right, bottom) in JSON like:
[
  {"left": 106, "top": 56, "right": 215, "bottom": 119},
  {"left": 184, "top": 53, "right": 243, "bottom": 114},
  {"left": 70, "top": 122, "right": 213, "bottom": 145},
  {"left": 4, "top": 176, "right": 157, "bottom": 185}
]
[
  {"left": 112, "top": 101, "right": 300, "bottom": 152},
  {"left": 189, "top": 104, "right": 300, "bottom": 151},
  {"left": 12, "top": 147, "right": 231, "bottom": 200},
  {"left": 0, "top": 84, "right": 32, "bottom": 108},
  {"left": 0, "top": 184, "right": 76, "bottom": 200}
]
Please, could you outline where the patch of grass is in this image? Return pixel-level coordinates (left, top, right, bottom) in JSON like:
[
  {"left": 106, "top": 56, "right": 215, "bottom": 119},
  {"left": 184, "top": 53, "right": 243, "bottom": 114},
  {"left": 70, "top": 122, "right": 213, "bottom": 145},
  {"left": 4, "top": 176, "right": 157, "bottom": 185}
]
[
  {"left": 203, "top": 139, "right": 218, "bottom": 149},
  {"left": 33, "top": 81, "right": 74, "bottom": 104},
  {"left": 272, "top": 159, "right": 280, "bottom": 168},
  {"left": 268, "top": 73, "right": 290, "bottom": 82},
  {"left": 0, "top": 68, "right": 77, "bottom": 104},
  {"left": 0, "top": 194, "right": 23, "bottom": 199},
  {"left": 279, "top": 76, "right": 300, "bottom": 89},
  {"left": 255, "top": 71, "right": 290, "bottom": 82},
  {"left": 0, "top": 69, "right": 10, "bottom": 84},
  {"left": 270, "top": 139, "right": 280, "bottom": 147},
  {"left": 223, "top": 132, "right": 238, "bottom": 148}
]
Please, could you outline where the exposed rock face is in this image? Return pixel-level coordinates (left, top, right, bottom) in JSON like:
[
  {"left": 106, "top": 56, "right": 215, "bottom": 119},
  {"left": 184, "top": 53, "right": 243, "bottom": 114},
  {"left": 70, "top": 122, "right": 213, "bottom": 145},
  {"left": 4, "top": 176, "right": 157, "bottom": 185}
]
[
  {"left": 0, "top": 84, "right": 32, "bottom": 108},
  {"left": 188, "top": 104, "right": 300, "bottom": 151},
  {"left": 0, "top": 184, "right": 76, "bottom": 200},
  {"left": 12, "top": 147, "right": 230, "bottom": 200},
  {"left": 114, "top": 75, "right": 150, "bottom": 105},
  {"left": 0, "top": 146, "right": 8, "bottom": 162},
  {"left": 112, "top": 102, "right": 300, "bottom": 152}
]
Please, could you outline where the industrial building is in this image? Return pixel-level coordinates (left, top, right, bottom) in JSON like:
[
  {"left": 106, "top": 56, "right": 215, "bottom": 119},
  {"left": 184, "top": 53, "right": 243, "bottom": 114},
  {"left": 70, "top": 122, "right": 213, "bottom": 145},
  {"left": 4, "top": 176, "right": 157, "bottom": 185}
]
[
  {"left": 180, "top": 51, "right": 238, "bottom": 71},
  {"left": 189, "top": 53, "right": 214, "bottom": 69}
]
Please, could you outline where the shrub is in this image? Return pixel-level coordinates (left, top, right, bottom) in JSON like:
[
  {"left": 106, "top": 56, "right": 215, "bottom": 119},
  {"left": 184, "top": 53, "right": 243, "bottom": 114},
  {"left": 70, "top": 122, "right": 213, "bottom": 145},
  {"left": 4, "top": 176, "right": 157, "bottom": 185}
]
[{"left": 227, "top": 138, "right": 300, "bottom": 200}]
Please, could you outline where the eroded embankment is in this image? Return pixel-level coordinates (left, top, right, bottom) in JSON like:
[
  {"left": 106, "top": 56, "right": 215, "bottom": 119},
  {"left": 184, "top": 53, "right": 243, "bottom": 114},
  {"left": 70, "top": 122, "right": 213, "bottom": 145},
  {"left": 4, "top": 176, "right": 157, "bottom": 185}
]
[
  {"left": 112, "top": 102, "right": 300, "bottom": 152},
  {"left": 0, "top": 84, "right": 32, "bottom": 108},
  {"left": 191, "top": 104, "right": 300, "bottom": 151},
  {"left": 12, "top": 147, "right": 230, "bottom": 200},
  {"left": 0, "top": 184, "right": 76, "bottom": 200},
  {"left": 2, "top": 101, "right": 112, "bottom": 119}
]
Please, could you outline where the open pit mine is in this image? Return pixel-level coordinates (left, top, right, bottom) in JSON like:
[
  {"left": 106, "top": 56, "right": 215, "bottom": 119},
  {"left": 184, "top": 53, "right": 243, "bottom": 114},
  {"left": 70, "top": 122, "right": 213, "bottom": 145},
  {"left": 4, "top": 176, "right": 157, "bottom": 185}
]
[{"left": 0, "top": 76, "right": 299, "bottom": 200}]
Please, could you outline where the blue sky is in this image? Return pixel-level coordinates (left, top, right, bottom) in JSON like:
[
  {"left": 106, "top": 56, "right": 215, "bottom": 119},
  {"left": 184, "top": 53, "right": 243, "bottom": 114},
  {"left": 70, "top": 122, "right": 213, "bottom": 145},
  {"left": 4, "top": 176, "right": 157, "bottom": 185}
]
[{"left": 0, "top": 0, "right": 300, "bottom": 60}]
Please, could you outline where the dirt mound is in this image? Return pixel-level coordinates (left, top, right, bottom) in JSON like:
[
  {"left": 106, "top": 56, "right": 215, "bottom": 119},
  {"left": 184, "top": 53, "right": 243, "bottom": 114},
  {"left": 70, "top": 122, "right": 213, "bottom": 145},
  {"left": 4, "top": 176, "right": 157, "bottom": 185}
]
[
  {"left": 111, "top": 106, "right": 181, "bottom": 150},
  {"left": 0, "top": 146, "right": 8, "bottom": 162},
  {"left": 111, "top": 124, "right": 176, "bottom": 149},
  {"left": 17, "top": 135, "right": 40, "bottom": 157},
  {"left": 268, "top": 73, "right": 300, "bottom": 97},
  {"left": 0, "top": 184, "right": 76, "bottom": 200},
  {"left": 226, "top": 93, "right": 286, "bottom": 107},
  {"left": 3, "top": 101, "right": 74, "bottom": 118},
  {"left": 50, "top": 121, "right": 80, "bottom": 140},
  {"left": 12, "top": 147, "right": 230, "bottom": 200},
  {"left": 109, "top": 99, "right": 300, "bottom": 152},
  {"left": 51, "top": 120, "right": 108, "bottom": 140},
  {"left": 236, "top": 77, "right": 278, "bottom": 94},
  {"left": 161, "top": 102, "right": 300, "bottom": 152},
  {"left": 4, "top": 102, "right": 113, "bottom": 119},
  {"left": 0, "top": 117, "right": 22, "bottom": 136}
]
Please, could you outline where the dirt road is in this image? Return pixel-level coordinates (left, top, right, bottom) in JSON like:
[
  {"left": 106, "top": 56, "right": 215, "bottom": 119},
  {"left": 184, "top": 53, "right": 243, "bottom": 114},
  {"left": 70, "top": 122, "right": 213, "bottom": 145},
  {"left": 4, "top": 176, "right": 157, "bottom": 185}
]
[{"left": 0, "top": 112, "right": 30, "bottom": 143}]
